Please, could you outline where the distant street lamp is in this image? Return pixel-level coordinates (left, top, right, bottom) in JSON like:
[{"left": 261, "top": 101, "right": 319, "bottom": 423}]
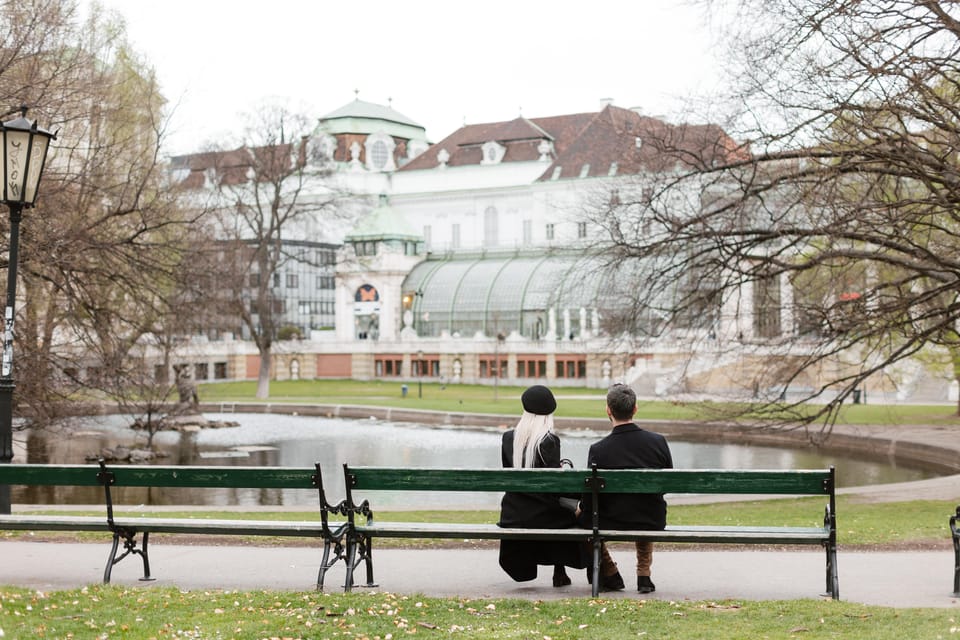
[
  {"left": 0, "top": 107, "right": 56, "bottom": 515},
  {"left": 417, "top": 350, "right": 424, "bottom": 399}
]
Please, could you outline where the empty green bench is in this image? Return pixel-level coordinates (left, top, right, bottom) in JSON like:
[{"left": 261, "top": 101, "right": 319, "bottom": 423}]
[
  {"left": 340, "top": 464, "right": 839, "bottom": 598},
  {"left": 0, "top": 460, "right": 348, "bottom": 587}
]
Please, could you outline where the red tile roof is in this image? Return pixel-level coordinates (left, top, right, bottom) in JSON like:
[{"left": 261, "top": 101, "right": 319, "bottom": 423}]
[{"left": 399, "top": 105, "right": 745, "bottom": 179}]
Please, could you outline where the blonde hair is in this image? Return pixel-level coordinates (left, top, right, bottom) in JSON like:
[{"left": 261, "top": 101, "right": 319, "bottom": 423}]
[{"left": 512, "top": 411, "right": 556, "bottom": 469}]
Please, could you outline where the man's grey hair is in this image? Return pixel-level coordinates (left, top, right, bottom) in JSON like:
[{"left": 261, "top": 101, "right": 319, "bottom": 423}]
[{"left": 606, "top": 383, "right": 636, "bottom": 421}]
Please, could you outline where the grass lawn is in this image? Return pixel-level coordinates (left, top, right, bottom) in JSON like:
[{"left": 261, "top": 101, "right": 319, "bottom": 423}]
[
  {"left": 0, "top": 585, "right": 956, "bottom": 639},
  {"left": 197, "top": 378, "right": 960, "bottom": 426}
]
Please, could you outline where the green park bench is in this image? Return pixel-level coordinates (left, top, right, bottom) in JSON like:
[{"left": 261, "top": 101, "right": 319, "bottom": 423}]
[
  {"left": 340, "top": 464, "right": 839, "bottom": 599},
  {"left": 0, "top": 460, "right": 348, "bottom": 587}
]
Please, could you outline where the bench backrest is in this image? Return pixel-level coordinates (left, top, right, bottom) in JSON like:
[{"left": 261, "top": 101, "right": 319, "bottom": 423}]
[
  {"left": 343, "top": 465, "right": 834, "bottom": 496},
  {"left": 0, "top": 462, "right": 322, "bottom": 489}
]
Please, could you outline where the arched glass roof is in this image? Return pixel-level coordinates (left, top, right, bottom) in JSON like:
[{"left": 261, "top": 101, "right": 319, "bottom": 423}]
[{"left": 402, "top": 251, "right": 616, "bottom": 338}]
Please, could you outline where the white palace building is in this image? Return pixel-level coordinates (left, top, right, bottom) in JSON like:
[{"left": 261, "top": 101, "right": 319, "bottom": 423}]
[{"left": 168, "top": 97, "right": 955, "bottom": 402}]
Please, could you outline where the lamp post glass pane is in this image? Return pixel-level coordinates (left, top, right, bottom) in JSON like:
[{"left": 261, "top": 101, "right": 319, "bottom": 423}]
[
  {"left": 4, "top": 128, "right": 30, "bottom": 203},
  {"left": 25, "top": 135, "right": 49, "bottom": 204}
]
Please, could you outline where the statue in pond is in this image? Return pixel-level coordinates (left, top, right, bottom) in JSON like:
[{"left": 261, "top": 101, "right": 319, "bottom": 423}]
[{"left": 175, "top": 369, "right": 200, "bottom": 413}]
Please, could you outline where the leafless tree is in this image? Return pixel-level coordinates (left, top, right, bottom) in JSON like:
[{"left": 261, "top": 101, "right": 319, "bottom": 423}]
[
  {"left": 207, "top": 104, "right": 345, "bottom": 399},
  {"left": 586, "top": 0, "right": 960, "bottom": 429},
  {"left": 0, "top": 1, "right": 213, "bottom": 433}
]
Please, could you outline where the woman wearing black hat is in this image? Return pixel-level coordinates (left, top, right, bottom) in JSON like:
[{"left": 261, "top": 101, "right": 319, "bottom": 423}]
[{"left": 497, "top": 385, "right": 588, "bottom": 586}]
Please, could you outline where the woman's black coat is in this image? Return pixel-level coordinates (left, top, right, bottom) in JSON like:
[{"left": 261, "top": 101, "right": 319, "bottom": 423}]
[{"left": 497, "top": 429, "right": 587, "bottom": 581}]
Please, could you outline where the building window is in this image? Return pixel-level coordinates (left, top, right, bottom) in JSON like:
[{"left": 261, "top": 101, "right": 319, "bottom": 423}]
[
  {"left": 194, "top": 363, "right": 209, "bottom": 381},
  {"left": 354, "top": 241, "right": 378, "bottom": 256},
  {"left": 754, "top": 272, "right": 782, "bottom": 338},
  {"left": 365, "top": 134, "right": 396, "bottom": 171},
  {"left": 546, "top": 223, "right": 555, "bottom": 240},
  {"left": 375, "top": 357, "right": 403, "bottom": 377},
  {"left": 479, "top": 357, "right": 508, "bottom": 379},
  {"left": 577, "top": 222, "right": 587, "bottom": 239},
  {"left": 298, "top": 300, "right": 322, "bottom": 314},
  {"left": 481, "top": 141, "right": 506, "bottom": 164},
  {"left": 249, "top": 272, "right": 260, "bottom": 287},
  {"left": 286, "top": 273, "right": 299, "bottom": 288},
  {"left": 555, "top": 357, "right": 587, "bottom": 379},
  {"left": 516, "top": 358, "right": 546, "bottom": 378},
  {"left": 370, "top": 139, "right": 389, "bottom": 169},
  {"left": 273, "top": 273, "right": 281, "bottom": 287},
  {"left": 484, "top": 206, "right": 498, "bottom": 247},
  {"left": 214, "top": 362, "right": 228, "bottom": 379},
  {"left": 412, "top": 356, "right": 440, "bottom": 378},
  {"left": 317, "top": 275, "right": 334, "bottom": 289},
  {"left": 522, "top": 219, "right": 532, "bottom": 245}
]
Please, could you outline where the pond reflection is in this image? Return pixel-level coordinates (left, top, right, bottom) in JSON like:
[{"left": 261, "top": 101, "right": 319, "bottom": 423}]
[{"left": 12, "top": 413, "right": 940, "bottom": 508}]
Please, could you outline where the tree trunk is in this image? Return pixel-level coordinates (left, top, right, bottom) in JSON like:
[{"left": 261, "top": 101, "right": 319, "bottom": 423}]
[
  {"left": 256, "top": 348, "right": 272, "bottom": 399},
  {"left": 955, "top": 375, "right": 960, "bottom": 418}
]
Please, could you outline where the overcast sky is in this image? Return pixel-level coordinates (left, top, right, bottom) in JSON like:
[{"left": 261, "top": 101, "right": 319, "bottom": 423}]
[{"left": 89, "top": 0, "right": 724, "bottom": 156}]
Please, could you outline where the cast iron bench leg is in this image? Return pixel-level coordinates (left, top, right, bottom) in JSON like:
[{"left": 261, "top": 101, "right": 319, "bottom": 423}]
[
  {"left": 342, "top": 533, "right": 377, "bottom": 590},
  {"left": 824, "top": 541, "right": 839, "bottom": 600},
  {"left": 103, "top": 528, "right": 154, "bottom": 584},
  {"left": 362, "top": 535, "right": 377, "bottom": 587},
  {"left": 140, "top": 532, "right": 152, "bottom": 581},
  {"left": 103, "top": 531, "right": 121, "bottom": 584},
  {"left": 317, "top": 537, "right": 346, "bottom": 591},
  {"left": 343, "top": 535, "right": 357, "bottom": 592},
  {"left": 591, "top": 538, "right": 601, "bottom": 598}
]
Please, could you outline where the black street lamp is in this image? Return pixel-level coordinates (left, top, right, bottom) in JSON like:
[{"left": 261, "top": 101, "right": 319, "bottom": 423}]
[{"left": 0, "top": 107, "right": 56, "bottom": 514}]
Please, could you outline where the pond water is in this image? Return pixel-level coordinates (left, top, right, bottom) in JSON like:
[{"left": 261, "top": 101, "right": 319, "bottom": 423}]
[{"left": 12, "top": 413, "right": 942, "bottom": 509}]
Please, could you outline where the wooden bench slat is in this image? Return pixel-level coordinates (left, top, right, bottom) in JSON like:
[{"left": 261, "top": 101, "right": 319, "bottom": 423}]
[
  {"left": 0, "top": 464, "right": 105, "bottom": 487},
  {"left": 109, "top": 517, "right": 341, "bottom": 537},
  {"left": 346, "top": 467, "right": 833, "bottom": 495},
  {"left": 347, "top": 467, "right": 592, "bottom": 493},
  {"left": 353, "top": 521, "right": 829, "bottom": 543},
  {"left": 107, "top": 466, "right": 320, "bottom": 489},
  {"left": 0, "top": 515, "right": 109, "bottom": 531},
  {"left": 0, "top": 514, "right": 350, "bottom": 537},
  {"left": 0, "top": 464, "right": 322, "bottom": 489},
  {"left": 355, "top": 522, "right": 590, "bottom": 540},
  {"left": 601, "top": 469, "right": 832, "bottom": 494},
  {"left": 601, "top": 529, "right": 829, "bottom": 544}
]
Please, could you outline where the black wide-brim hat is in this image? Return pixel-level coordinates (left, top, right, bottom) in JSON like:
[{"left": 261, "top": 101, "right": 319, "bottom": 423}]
[{"left": 521, "top": 385, "right": 556, "bottom": 416}]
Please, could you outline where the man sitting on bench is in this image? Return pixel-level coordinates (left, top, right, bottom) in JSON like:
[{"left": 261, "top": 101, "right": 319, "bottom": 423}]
[{"left": 578, "top": 383, "right": 674, "bottom": 593}]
